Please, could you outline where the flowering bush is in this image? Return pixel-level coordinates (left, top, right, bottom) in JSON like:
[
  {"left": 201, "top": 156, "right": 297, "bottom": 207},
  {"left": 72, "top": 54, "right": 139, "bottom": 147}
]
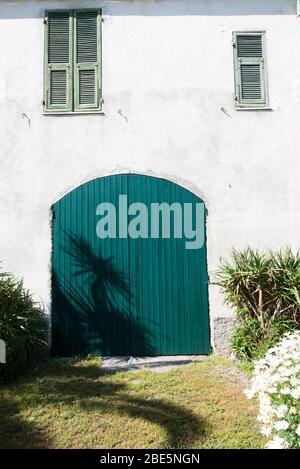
[{"left": 245, "top": 331, "right": 300, "bottom": 449}]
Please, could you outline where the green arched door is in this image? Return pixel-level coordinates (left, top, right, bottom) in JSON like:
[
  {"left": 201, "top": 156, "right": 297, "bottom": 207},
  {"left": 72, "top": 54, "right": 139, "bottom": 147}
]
[{"left": 51, "top": 174, "right": 210, "bottom": 356}]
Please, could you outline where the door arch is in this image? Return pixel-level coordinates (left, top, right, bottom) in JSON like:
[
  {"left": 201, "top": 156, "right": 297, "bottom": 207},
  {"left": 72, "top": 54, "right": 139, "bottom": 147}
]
[{"left": 51, "top": 174, "right": 210, "bottom": 356}]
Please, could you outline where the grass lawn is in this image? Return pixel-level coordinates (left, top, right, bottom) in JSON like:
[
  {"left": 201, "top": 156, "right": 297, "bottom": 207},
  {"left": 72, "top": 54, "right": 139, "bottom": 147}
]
[{"left": 0, "top": 356, "right": 264, "bottom": 449}]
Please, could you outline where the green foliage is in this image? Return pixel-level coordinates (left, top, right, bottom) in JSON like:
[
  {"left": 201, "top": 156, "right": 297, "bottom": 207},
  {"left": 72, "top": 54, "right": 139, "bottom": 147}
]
[
  {"left": 0, "top": 267, "right": 48, "bottom": 382},
  {"left": 231, "top": 316, "right": 295, "bottom": 361},
  {"left": 215, "top": 248, "right": 300, "bottom": 361}
]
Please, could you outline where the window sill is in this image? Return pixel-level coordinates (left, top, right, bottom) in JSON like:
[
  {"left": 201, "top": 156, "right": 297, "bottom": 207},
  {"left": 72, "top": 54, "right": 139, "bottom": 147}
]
[
  {"left": 236, "top": 106, "right": 273, "bottom": 112},
  {"left": 43, "top": 111, "right": 105, "bottom": 116}
]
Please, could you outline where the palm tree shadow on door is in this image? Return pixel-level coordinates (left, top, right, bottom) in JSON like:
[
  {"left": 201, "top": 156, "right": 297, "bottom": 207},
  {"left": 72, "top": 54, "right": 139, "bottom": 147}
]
[{"left": 51, "top": 232, "right": 155, "bottom": 357}]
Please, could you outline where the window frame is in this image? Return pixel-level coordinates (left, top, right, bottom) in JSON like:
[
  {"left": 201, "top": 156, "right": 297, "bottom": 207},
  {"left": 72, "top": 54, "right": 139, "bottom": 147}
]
[
  {"left": 233, "top": 31, "right": 269, "bottom": 109},
  {"left": 43, "top": 8, "right": 102, "bottom": 114}
]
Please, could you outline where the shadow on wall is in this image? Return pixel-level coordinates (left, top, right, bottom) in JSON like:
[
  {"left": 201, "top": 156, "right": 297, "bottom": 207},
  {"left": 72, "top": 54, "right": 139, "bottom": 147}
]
[
  {"left": 0, "top": 0, "right": 296, "bottom": 19},
  {"left": 51, "top": 233, "right": 155, "bottom": 357}
]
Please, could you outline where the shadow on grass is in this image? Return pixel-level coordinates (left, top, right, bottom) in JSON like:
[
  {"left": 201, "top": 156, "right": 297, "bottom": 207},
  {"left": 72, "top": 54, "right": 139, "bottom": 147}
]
[
  {"left": 0, "top": 359, "right": 208, "bottom": 448},
  {"left": 0, "top": 397, "right": 50, "bottom": 449}
]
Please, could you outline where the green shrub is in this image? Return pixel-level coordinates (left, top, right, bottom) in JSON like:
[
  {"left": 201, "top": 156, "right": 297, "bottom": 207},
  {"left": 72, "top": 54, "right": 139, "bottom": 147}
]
[
  {"left": 215, "top": 248, "right": 300, "bottom": 361},
  {"left": 231, "top": 316, "right": 295, "bottom": 361},
  {"left": 0, "top": 267, "right": 48, "bottom": 382}
]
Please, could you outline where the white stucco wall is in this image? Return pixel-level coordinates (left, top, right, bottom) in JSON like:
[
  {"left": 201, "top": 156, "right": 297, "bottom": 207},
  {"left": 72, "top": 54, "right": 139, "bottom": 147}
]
[{"left": 0, "top": 0, "right": 299, "bottom": 349}]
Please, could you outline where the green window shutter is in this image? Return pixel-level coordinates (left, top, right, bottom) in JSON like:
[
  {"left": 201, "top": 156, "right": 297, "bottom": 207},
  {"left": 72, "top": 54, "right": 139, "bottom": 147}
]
[
  {"left": 233, "top": 32, "right": 268, "bottom": 107},
  {"left": 74, "top": 10, "right": 101, "bottom": 111},
  {"left": 44, "top": 11, "right": 73, "bottom": 112}
]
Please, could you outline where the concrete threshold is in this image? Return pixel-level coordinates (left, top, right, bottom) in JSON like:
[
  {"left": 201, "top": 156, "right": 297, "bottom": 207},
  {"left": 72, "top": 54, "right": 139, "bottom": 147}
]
[{"left": 100, "top": 355, "right": 208, "bottom": 373}]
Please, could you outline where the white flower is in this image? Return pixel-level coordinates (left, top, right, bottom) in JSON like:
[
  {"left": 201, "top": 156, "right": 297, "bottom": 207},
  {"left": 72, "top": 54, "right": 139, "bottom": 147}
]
[
  {"left": 244, "top": 388, "right": 254, "bottom": 400},
  {"left": 266, "top": 436, "right": 286, "bottom": 449},
  {"left": 290, "top": 377, "right": 299, "bottom": 387},
  {"left": 274, "top": 420, "right": 289, "bottom": 431},
  {"left": 244, "top": 331, "right": 300, "bottom": 449},
  {"left": 261, "top": 425, "right": 272, "bottom": 436},
  {"left": 280, "top": 387, "right": 291, "bottom": 395},
  {"left": 290, "top": 388, "right": 300, "bottom": 400},
  {"left": 275, "top": 404, "right": 288, "bottom": 418}
]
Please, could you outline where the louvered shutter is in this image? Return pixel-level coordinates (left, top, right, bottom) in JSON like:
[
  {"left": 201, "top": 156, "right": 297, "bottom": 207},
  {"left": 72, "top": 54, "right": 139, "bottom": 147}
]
[
  {"left": 233, "top": 33, "right": 268, "bottom": 107},
  {"left": 44, "top": 11, "right": 73, "bottom": 111},
  {"left": 74, "top": 10, "right": 101, "bottom": 111}
]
